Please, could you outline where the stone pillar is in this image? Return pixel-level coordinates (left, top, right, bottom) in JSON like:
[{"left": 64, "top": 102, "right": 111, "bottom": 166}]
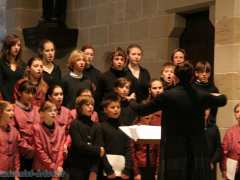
[
  {"left": 215, "top": 0, "right": 240, "bottom": 133},
  {"left": 5, "top": 0, "right": 42, "bottom": 60},
  {"left": 215, "top": 1, "right": 240, "bottom": 178},
  {"left": 0, "top": 0, "right": 7, "bottom": 47}
]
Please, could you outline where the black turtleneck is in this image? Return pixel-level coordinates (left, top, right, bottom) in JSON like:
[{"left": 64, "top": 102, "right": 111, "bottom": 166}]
[
  {"left": 119, "top": 98, "right": 138, "bottom": 126},
  {"left": 68, "top": 114, "right": 103, "bottom": 170},
  {"left": 95, "top": 68, "right": 127, "bottom": 109},
  {"left": 192, "top": 80, "right": 219, "bottom": 123},
  {"left": 100, "top": 117, "right": 132, "bottom": 176},
  {"left": 83, "top": 64, "right": 101, "bottom": 90}
]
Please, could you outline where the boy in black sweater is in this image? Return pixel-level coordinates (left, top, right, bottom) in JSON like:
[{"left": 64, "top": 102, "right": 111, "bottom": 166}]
[
  {"left": 192, "top": 61, "right": 219, "bottom": 123},
  {"left": 100, "top": 94, "right": 132, "bottom": 179}
]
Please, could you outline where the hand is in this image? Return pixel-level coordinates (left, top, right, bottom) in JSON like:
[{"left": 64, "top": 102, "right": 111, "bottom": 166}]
[
  {"left": 125, "top": 93, "right": 136, "bottom": 101},
  {"left": 15, "top": 177, "right": 20, "bottom": 180},
  {"left": 210, "top": 163, "right": 214, "bottom": 170},
  {"left": 89, "top": 171, "right": 97, "bottom": 180},
  {"left": 55, "top": 166, "right": 63, "bottom": 177},
  {"left": 64, "top": 144, "right": 68, "bottom": 158},
  {"left": 107, "top": 173, "right": 116, "bottom": 179},
  {"left": 100, "top": 147, "right": 105, "bottom": 157},
  {"left": 52, "top": 177, "right": 60, "bottom": 180},
  {"left": 121, "top": 173, "right": 129, "bottom": 179},
  {"left": 134, "top": 174, "right": 141, "bottom": 180}
]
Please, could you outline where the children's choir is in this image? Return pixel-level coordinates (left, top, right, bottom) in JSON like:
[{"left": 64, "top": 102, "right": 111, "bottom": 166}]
[{"left": 0, "top": 33, "right": 232, "bottom": 180}]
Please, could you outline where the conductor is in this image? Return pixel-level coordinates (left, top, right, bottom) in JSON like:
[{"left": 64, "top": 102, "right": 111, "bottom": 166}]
[{"left": 130, "top": 61, "right": 227, "bottom": 180}]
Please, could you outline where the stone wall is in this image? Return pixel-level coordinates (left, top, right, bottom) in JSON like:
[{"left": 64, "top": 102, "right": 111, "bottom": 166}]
[
  {"left": 0, "top": 0, "right": 7, "bottom": 48},
  {"left": 66, "top": 0, "right": 175, "bottom": 77}
]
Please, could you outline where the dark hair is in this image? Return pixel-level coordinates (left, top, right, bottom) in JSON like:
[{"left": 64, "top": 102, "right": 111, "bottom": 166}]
[
  {"left": 234, "top": 103, "right": 240, "bottom": 113},
  {"left": 39, "top": 100, "right": 56, "bottom": 112},
  {"left": 126, "top": 44, "right": 143, "bottom": 55},
  {"left": 15, "top": 79, "right": 36, "bottom": 100},
  {"left": 38, "top": 39, "right": 55, "bottom": 58},
  {"left": 76, "top": 88, "right": 92, "bottom": 97},
  {"left": 114, "top": 77, "right": 131, "bottom": 88},
  {"left": 81, "top": 44, "right": 95, "bottom": 52},
  {"left": 101, "top": 94, "right": 121, "bottom": 109},
  {"left": 107, "top": 47, "right": 126, "bottom": 64},
  {"left": 171, "top": 48, "right": 186, "bottom": 62},
  {"left": 194, "top": 61, "right": 211, "bottom": 73},
  {"left": 148, "top": 79, "right": 163, "bottom": 89},
  {"left": 174, "top": 61, "right": 193, "bottom": 85},
  {"left": 27, "top": 56, "right": 42, "bottom": 67},
  {"left": 160, "top": 62, "right": 175, "bottom": 75},
  {"left": 0, "top": 33, "right": 22, "bottom": 64},
  {"left": 46, "top": 84, "right": 63, "bottom": 100}
]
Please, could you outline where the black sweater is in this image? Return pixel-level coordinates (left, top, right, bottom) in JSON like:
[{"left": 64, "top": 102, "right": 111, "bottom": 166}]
[
  {"left": 68, "top": 115, "right": 103, "bottom": 170},
  {"left": 125, "top": 66, "right": 151, "bottom": 103},
  {"left": 100, "top": 118, "right": 132, "bottom": 176}
]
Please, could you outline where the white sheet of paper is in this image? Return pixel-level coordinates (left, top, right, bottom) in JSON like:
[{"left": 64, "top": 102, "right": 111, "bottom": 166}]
[
  {"left": 106, "top": 154, "right": 125, "bottom": 176},
  {"left": 119, "top": 125, "right": 161, "bottom": 141},
  {"left": 226, "top": 158, "right": 238, "bottom": 180}
]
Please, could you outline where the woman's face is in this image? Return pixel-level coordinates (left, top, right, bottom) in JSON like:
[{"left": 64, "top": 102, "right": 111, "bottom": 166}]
[
  {"left": 29, "top": 59, "right": 43, "bottom": 79},
  {"left": 42, "top": 42, "right": 55, "bottom": 63},
  {"left": 1, "top": 104, "right": 14, "bottom": 124},
  {"left": 48, "top": 87, "right": 63, "bottom": 108},
  {"left": 149, "top": 81, "right": 164, "bottom": 98},
  {"left": 83, "top": 48, "right": 94, "bottom": 67},
  {"left": 112, "top": 55, "right": 125, "bottom": 70},
  {"left": 81, "top": 102, "right": 94, "bottom": 117},
  {"left": 128, "top": 47, "right": 142, "bottom": 66},
  {"left": 10, "top": 40, "right": 21, "bottom": 58},
  {"left": 173, "top": 51, "right": 185, "bottom": 65}
]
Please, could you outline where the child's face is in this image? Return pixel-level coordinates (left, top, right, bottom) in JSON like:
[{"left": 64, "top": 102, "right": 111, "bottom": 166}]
[
  {"left": 41, "top": 105, "right": 57, "bottom": 123},
  {"left": 112, "top": 55, "right": 125, "bottom": 70},
  {"left": 81, "top": 102, "right": 94, "bottom": 117},
  {"left": 19, "top": 91, "right": 35, "bottom": 106},
  {"left": 104, "top": 101, "right": 121, "bottom": 119},
  {"left": 149, "top": 81, "right": 164, "bottom": 97},
  {"left": 83, "top": 48, "right": 94, "bottom": 66},
  {"left": 173, "top": 51, "right": 184, "bottom": 65},
  {"left": 235, "top": 106, "right": 240, "bottom": 122},
  {"left": 42, "top": 42, "right": 55, "bottom": 63},
  {"left": 161, "top": 67, "right": 175, "bottom": 84},
  {"left": 195, "top": 70, "right": 210, "bottom": 83},
  {"left": 114, "top": 83, "right": 130, "bottom": 99},
  {"left": 1, "top": 104, "right": 14, "bottom": 124},
  {"left": 73, "top": 58, "right": 86, "bottom": 73},
  {"left": 139, "top": 114, "right": 153, "bottom": 125},
  {"left": 128, "top": 47, "right": 142, "bottom": 65},
  {"left": 29, "top": 60, "right": 43, "bottom": 79},
  {"left": 48, "top": 87, "right": 63, "bottom": 108}
]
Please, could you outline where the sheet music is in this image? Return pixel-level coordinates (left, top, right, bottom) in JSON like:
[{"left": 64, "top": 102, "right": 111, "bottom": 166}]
[
  {"left": 119, "top": 125, "right": 161, "bottom": 141},
  {"left": 106, "top": 154, "right": 125, "bottom": 176},
  {"left": 226, "top": 158, "right": 238, "bottom": 180}
]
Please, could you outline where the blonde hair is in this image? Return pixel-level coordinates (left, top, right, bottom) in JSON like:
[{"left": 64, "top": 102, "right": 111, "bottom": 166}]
[
  {"left": 68, "top": 49, "right": 87, "bottom": 71},
  {"left": 0, "top": 100, "right": 10, "bottom": 118}
]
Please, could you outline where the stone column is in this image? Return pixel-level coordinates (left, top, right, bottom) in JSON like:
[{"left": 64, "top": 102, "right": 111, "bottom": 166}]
[
  {"left": 0, "top": 0, "right": 7, "bottom": 46},
  {"left": 215, "top": 0, "right": 240, "bottom": 133}
]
